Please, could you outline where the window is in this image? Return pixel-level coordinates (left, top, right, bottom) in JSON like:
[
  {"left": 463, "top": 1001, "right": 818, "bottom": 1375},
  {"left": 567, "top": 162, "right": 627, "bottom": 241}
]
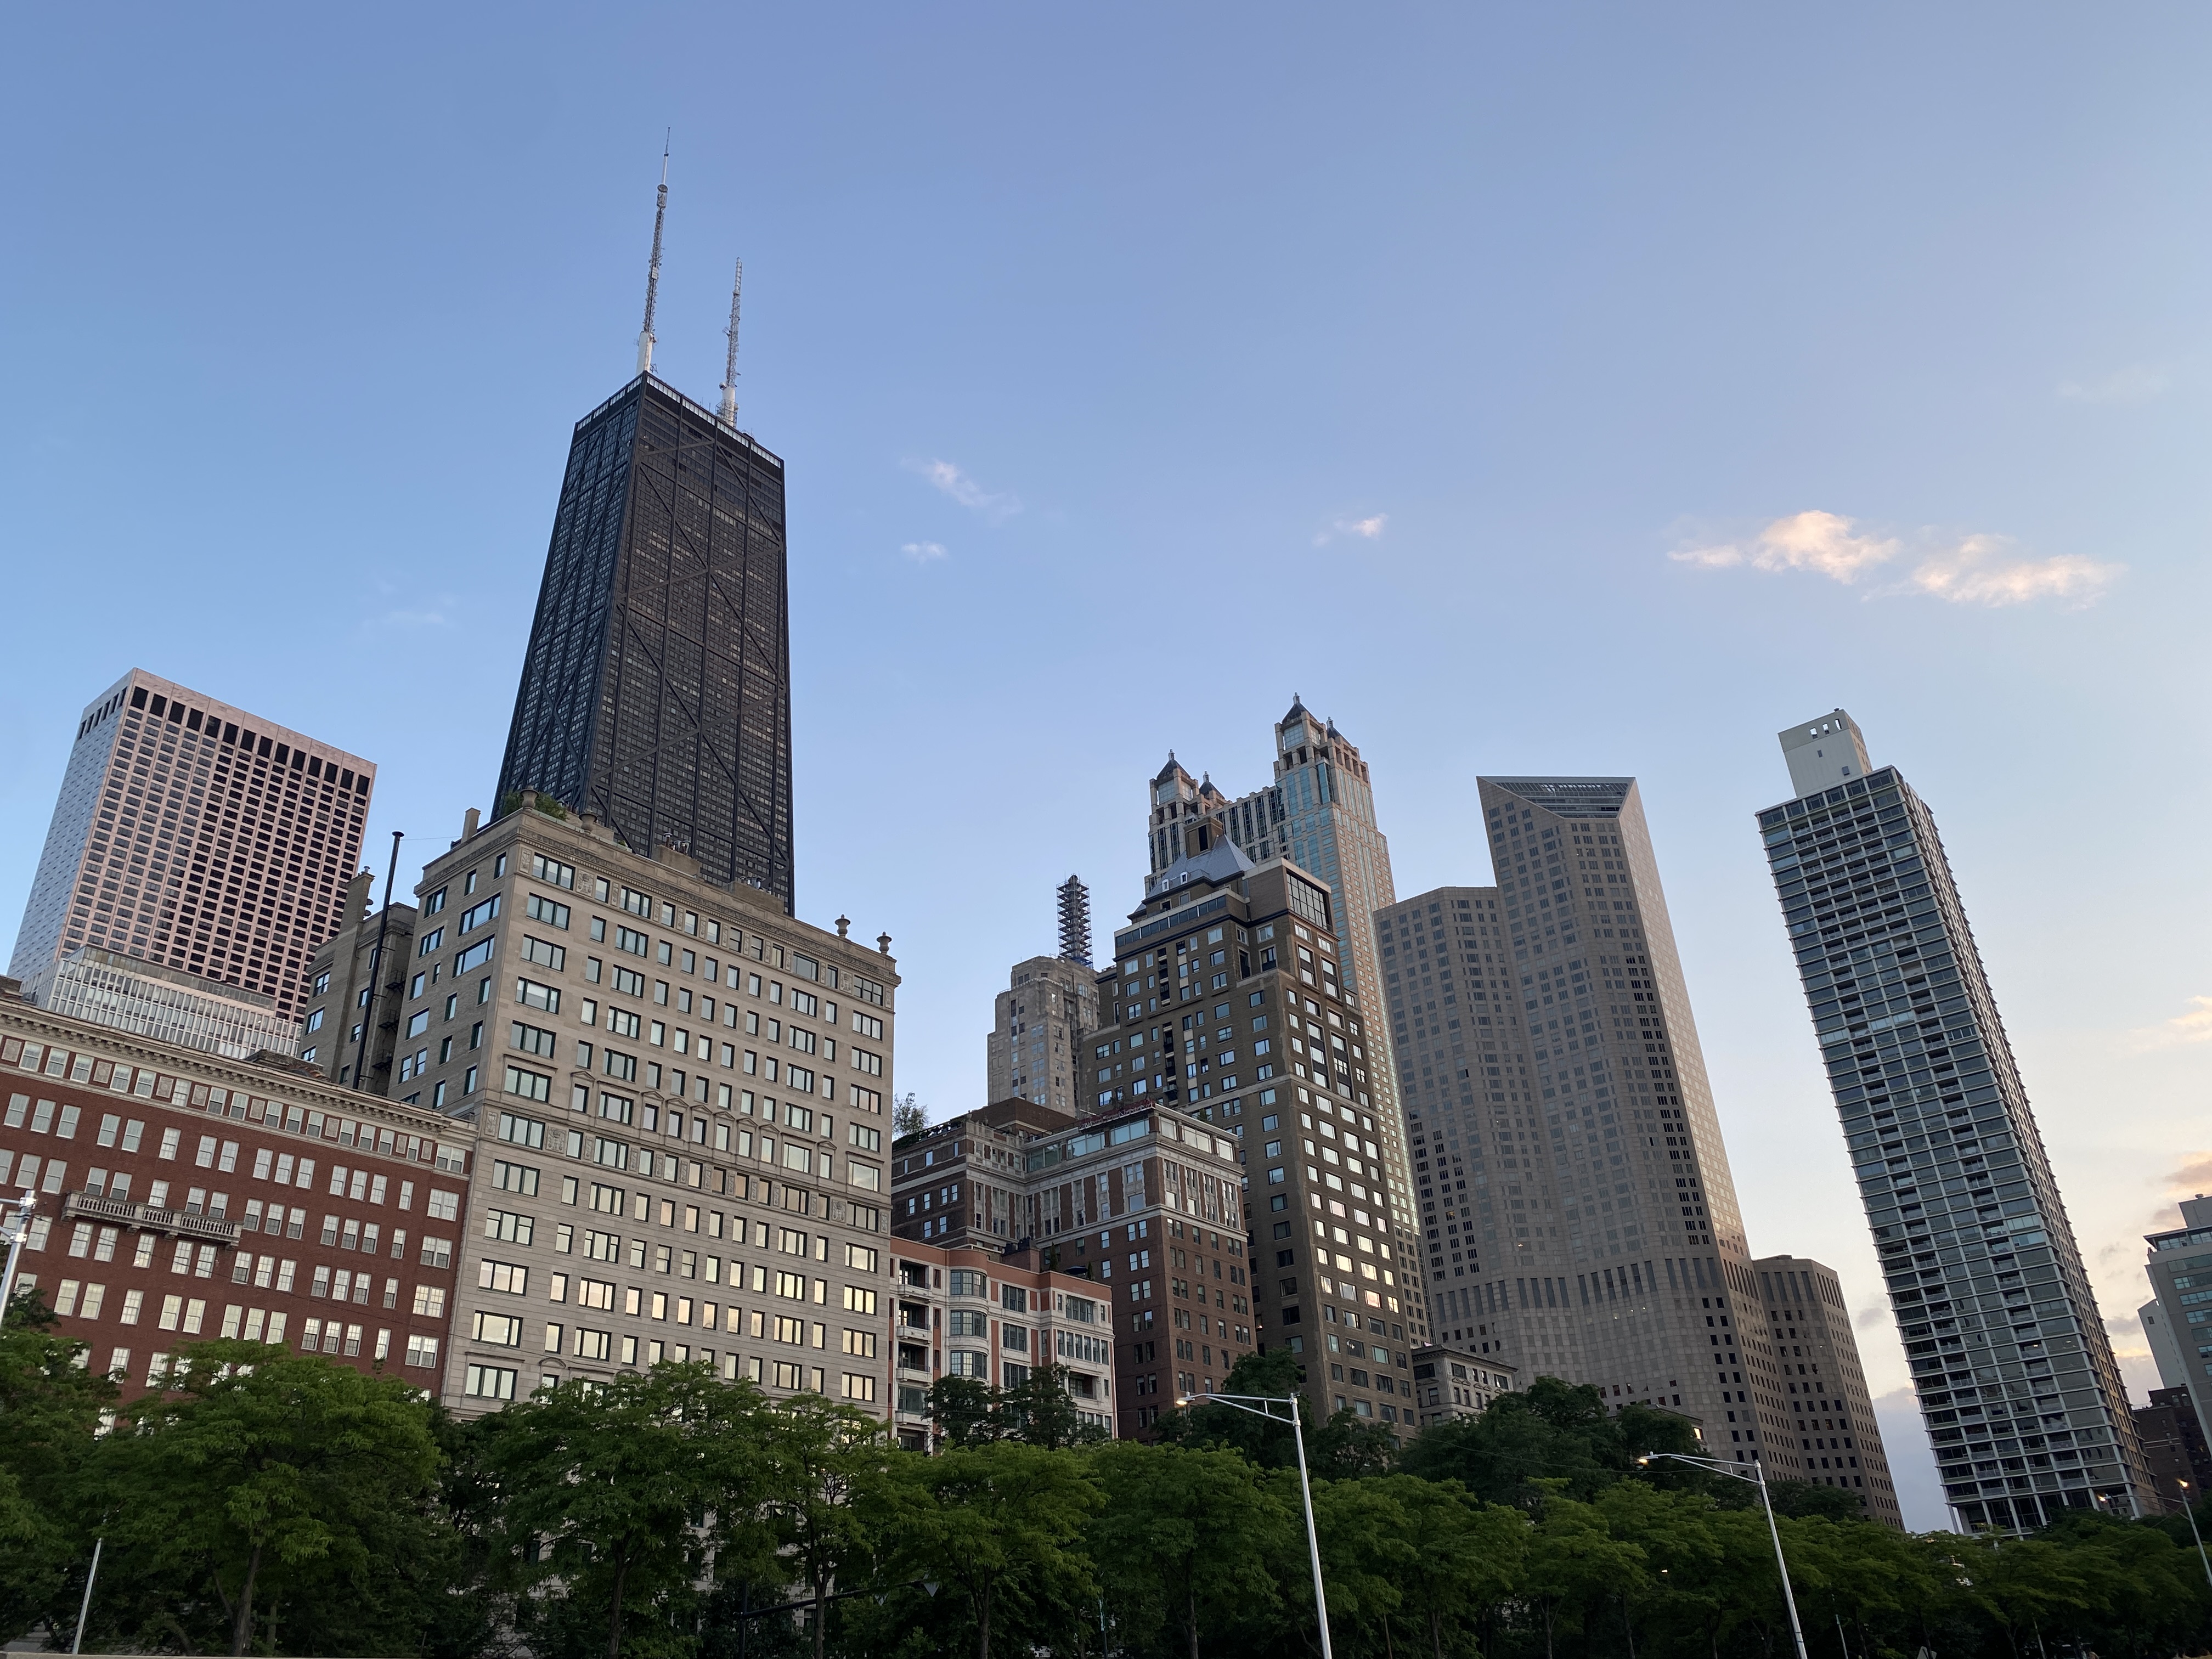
[
  {"left": 498, "top": 1119, "right": 544, "bottom": 1159},
  {"left": 417, "top": 928, "right": 444, "bottom": 957},
  {"left": 459, "top": 895, "right": 501, "bottom": 933},
  {"left": 420, "top": 1237, "right": 453, "bottom": 1268},
  {"left": 531, "top": 855, "right": 575, "bottom": 890},
  {"left": 510, "top": 1022, "right": 559, "bottom": 1059},
  {"left": 479, "top": 1260, "right": 530, "bottom": 1295},
  {"left": 504, "top": 1066, "right": 552, "bottom": 1103},
  {"left": 493, "top": 1160, "right": 540, "bottom": 1196},
  {"left": 464, "top": 1362, "right": 515, "bottom": 1397},
  {"left": 521, "top": 936, "right": 567, "bottom": 971},
  {"left": 843, "top": 1285, "right": 878, "bottom": 1314},
  {"left": 526, "top": 894, "right": 572, "bottom": 929},
  {"left": 483, "top": 1210, "right": 535, "bottom": 1245},
  {"left": 472, "top": 1311, "right": 524, "bottom": 1347},
  {"left": 616, "top": 926, "right": 650, "bottom": 958},
  {"left": 413, "top": 1284, "right": 447, "bottom": 1317},
  {"left": 456, "top": 938, "right": 495, "bottom": 974},
  {"left": 516, "top": 978, "right": 561, "bottom": 1013},
  {"left": 407, "top": 1333, "right": 441, "bottom": 1368}
]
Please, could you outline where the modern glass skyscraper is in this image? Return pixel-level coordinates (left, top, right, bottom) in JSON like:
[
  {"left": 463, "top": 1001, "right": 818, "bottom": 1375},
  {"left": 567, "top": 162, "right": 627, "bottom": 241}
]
[
  {"left": 496, "top": 375, "right": 793, "bottom": 912},
  {"left": 1758, "top": 709, "right": 2153, "bottom": 1526}
]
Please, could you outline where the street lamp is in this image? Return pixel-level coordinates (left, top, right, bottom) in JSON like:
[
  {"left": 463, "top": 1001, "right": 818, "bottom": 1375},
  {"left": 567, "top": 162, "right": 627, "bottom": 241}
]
[
  {"left": 0, "top": 1185, "right": 40, "bottom": 1321},
  {"left": 2176, "top": 1479, "right": 2212, "bottom": 1593},
  {"left": 1183, "top": 1390, "right": 1333, "bottom": 1659},
  {"left": 1640, "top": 1451, "right": 1808, "bottom": 1659}
]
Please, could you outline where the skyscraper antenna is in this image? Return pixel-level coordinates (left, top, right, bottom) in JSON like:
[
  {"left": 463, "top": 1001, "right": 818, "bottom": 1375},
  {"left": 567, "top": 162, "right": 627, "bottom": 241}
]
[
  {"left": 717, "top": 256, "right": 743, "bottom": 427},
  {"left": 636, "top": 135, "right": 669, "bottom": 377}
]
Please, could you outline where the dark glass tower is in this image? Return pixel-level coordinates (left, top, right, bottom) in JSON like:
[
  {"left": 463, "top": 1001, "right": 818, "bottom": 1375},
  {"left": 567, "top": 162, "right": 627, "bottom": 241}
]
[
  {"left": 498, "top": 375, "right": 793, "bottom": 910},
  {"left": 1758, "top": 710, "right": 2152, "bottom": 1527}
]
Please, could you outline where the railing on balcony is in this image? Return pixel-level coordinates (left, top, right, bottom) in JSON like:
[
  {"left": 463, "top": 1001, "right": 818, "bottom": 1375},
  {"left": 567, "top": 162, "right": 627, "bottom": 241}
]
[{"left": 60, "top": 1189, "right": 241, "bottom": 1246}]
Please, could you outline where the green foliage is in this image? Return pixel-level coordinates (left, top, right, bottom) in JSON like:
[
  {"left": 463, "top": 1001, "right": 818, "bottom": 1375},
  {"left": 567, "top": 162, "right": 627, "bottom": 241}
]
[
  {"left": 10, "top": 1344, "right": 2212, "bottom": 1659},
  {"left": 0, "top": 1286, "right": 116, "bottom": 1642},
  {"left": 83, "top": 1339, "right": 443, "bottom": 1656},
  {"left": 482, "top": 1362, "right": 766, "bottom": 1659}
]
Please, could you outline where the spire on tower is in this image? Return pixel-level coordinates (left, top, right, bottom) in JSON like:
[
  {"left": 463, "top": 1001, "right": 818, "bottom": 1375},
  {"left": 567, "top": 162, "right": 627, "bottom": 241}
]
[
  {"left": 1057, "top": 875, "right": 1093, "bottom": 968},
  {"left": 636, "top": 138, "right": 669, "bottom": 376},
  {"left": 717, "top": 256, "right": 743, "bottom": 428}
]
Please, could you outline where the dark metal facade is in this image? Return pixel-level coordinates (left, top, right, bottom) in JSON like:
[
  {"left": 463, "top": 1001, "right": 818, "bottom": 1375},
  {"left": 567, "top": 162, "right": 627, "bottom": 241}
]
[{"left": 497, "top": 376, "right": 793, "bottom": 911}]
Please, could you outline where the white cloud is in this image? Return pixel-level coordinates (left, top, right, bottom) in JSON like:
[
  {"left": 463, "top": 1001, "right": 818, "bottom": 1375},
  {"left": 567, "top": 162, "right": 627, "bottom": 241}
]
[
  {"left": 1898, "top": 535, "right": 2123, "bottom": 607},
  {"left": 2131, "top": 994, "right": 2212, "bottom": 1050},
  {"left": 1314, "top": 514, "right": 1389, "bottom": 546},
  {"left": 900, "top": 541, "right": 948, "bottom": 565},
  {"left": 1672, "top": 511, "right": 2122, "bottom": 608},
  {"left": 2058, "top": 364, "right": 2170, "bottom": 404},
  {"left": 1672, "top": 510, "right": 1898, "bottom": 582},
  {"left": 909, "top": 459, "right": 1020, "bottom": 523}
]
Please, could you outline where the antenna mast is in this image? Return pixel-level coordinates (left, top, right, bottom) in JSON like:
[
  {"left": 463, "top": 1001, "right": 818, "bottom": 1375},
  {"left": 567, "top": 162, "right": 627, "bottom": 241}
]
[
  {"left": 636, "top": 137, "right": 669, "bottom": 376},
  {"left": 717, "top": 256, "right": 743, "bottom": 427}
]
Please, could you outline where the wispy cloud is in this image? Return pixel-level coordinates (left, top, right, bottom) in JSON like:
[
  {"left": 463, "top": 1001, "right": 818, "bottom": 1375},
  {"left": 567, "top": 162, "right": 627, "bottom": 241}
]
[
  {"left": 1671, "top": 511, "right": 2123, "bottom": 608},
  {"left": 1314, "top": 514, "right": 1389, "bottom": 547},
  {"left": 2130, "top": 994, "right": 2212, "bottom": 1051},
  {"left": 900, "top": 540, "right": 948, "bottom": 565},
  {"left": 2143, "top": 1152, "right": 2212, "bottom": 1231},
  {"left": 1897, "top": 535, "right": 2123, "bottom": 607},
  {"left": 364, "top": 604, "right": 453, "bottom": 631},
  {"left": 1673, "top": 510, "right": 1898, "bottom": 580},
  {"left": 2058, "top": 364, "right": 2170, "bottom": 404},
  {"left": 908, "top": 459, "right": 1021, "bottom": 523}
]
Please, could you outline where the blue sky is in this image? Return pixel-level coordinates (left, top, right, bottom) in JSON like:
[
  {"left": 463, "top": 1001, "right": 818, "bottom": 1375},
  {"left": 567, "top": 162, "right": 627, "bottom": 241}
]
[{"left": 4, "top": 4, "right": 2208, "bottom": 1526}]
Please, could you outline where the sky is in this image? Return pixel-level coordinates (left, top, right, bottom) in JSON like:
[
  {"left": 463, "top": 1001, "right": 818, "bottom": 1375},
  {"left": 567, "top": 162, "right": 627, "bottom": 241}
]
[{"left": 4, "top": 3, "right": 2208, "bottom": 1530}]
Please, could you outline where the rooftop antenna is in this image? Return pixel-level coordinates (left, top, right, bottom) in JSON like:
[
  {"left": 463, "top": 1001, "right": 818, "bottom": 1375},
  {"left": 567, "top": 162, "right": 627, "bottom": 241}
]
[
  {"left": 716, "top": 256, "right": 743, "bottom": 427},
  {"left": 636, "top": 134, "right": 669, "bottom": 377}
]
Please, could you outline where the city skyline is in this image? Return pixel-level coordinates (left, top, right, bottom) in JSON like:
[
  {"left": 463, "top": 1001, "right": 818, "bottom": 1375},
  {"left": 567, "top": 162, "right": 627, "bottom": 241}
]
[{"left": 5, "top": 7, "right": 2210, "bottom": 1531}]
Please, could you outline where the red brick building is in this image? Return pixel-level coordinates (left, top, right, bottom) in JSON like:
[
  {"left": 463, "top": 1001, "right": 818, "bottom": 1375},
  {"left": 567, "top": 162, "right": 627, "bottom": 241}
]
[{"left": 1, "top": 997, "right": 464, "bottom": 1393}]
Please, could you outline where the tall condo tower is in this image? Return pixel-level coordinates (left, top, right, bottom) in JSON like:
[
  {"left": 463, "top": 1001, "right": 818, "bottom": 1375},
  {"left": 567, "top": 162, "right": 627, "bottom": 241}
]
[
  {"left": 1757, "top": 709, "right": 2152, "bottom": 1526},
  {"left": 10, "top": 669, "right": 374, "bottom": 1023},
  {"left": 1148, "top": 700, "right": 1429, "bottom": 1344},
  {"left": 495, "top": 178, "right": 793, "bottom": 910}
]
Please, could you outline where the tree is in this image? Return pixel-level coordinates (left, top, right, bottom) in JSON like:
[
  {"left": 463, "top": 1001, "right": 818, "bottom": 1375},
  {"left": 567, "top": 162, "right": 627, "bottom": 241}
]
[
  {"left": 892, "top": 1094, "right": 928, "bottom": 1137},
  {"left": 759, "top": 1396, "right": 896, "bottom": 1659},
  {"left": 483, "top": 1362, "right": 765, "bottom": 1659},
  {"left": 1000, "top": 1364, "right": 1108, "bottom": 1451},
  {"left": 86, "top": 1338, "right": 441, "bottom": 1656},
  {"left": 1399, "top": 1375, "right": 1696, "bottom": 1506},
  {"left": 1088, "top": 1442, "right": 1290, "bottom": 1659},
  {"left": 1365, "top": 1476, "right": 1526, "bottom": 1659},
  {"left": 884, "top": 1441, "right": 1101, "bottom": 1659},
  {"left": 1520, "top": 1486, "right": 1646, "bottom": 1659},
  {"left": 0, "top": 1287, "right": 114, "bottom": 1644},
  {"left": 926, "top": 1374, "right": 1003, "bottom": 1449}
]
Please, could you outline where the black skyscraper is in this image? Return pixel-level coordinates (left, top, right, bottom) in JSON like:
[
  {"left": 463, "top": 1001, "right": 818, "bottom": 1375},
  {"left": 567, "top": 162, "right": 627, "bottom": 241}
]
[{"left": 496, "top": 374, "right": 794, "bottom": 910}]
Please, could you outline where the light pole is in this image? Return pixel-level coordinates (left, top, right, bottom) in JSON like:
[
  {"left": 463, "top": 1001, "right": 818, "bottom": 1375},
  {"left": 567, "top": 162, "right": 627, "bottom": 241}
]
[
  {"left": 0, "top": 1184, "right": 40, "bottom": 1321},
  {"left": 1641, "top": 1451, "right": 1808, "bottom": 1659},
  {"left": 2177, "top": 1479, "right": 2212, "bottom": 1594},
  {"left": 1184, "top": 1391, "right": 1333, "bottom": 1659}
]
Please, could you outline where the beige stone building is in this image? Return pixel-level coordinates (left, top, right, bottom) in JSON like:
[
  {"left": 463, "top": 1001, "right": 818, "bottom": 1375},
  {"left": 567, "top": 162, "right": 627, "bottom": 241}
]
[
  {"left": 985, "top": 955, "right": 1098, "bottom": 1113},
  {"left": 1409, "top": 1345, "right": 1519, "bottom": 1427},
  {"left": 1753, "top": 1255, "right": 1904, "bottom": 1523},
  {"left": 299, "top": 871, "right": 416, "bottom": 1092},
  {"left": 382, "top": 796, "right": 900, "bottom": 1417}
]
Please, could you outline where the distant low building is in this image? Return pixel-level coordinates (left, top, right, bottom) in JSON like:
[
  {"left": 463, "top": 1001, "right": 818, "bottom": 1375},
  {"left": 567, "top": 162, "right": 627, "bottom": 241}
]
[
  {"left": 1409, "top": 1345, "right": 1517, "bottom": 1426},
  {"left": 2135, "top": 1386, "right": 2212, "bottom": 1515},
  {"left": 22, "top": 948, "right": 298, "bottom": 1063},
  {"left": 888, "top": 1239, "right": 1116, "bottom": 1451}
]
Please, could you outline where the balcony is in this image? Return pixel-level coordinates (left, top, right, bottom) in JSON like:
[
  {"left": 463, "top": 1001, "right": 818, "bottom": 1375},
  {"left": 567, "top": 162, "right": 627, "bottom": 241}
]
[{"left": 60, "top": 1190, "right": 241, "bottom": 1246}]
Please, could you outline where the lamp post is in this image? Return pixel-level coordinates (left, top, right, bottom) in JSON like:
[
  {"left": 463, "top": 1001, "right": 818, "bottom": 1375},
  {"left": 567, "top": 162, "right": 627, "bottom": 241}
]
[
  {"left": 2177, "top": 1479, "right": 2212, "bottom": 1594},
  {"left": 0, "top": 1185, "right": 39, "bottom": 1322},
  {"left": 1184, "top": 1391, "right": 1333, "bottom": 1659},
  {"left": 1641, "top": 1451, "right": 1808, "bottom": 1659}
]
